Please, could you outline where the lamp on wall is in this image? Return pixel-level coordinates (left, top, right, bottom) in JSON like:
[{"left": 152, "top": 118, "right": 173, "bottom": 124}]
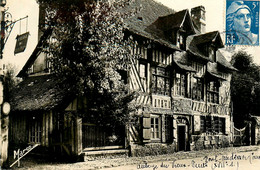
[{"left": 0, "top": 0, "right": 6, "bottom": 7}]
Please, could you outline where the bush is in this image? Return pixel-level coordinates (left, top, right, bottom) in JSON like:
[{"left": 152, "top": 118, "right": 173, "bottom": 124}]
[{"left": 132, "top": 143, "right": 176, "bottom": 157}]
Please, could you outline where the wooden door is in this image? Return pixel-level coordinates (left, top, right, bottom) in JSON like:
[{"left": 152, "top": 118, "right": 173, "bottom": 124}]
[
  {"left": 82, "top": 123, "right": 125, "bottom": 149},
  {"left": 177, "top": 125, "right": 186, "bottom": 151}
]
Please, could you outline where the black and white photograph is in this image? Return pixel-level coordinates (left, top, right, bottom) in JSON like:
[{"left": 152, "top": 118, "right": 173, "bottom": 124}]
[{"left": 0, "top": 0, "right": 260, "bottom": 169}]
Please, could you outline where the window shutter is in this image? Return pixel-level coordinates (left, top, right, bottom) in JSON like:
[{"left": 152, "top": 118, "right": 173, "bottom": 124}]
[
  {"left": 206, "top": 116, "right": 212, "bottom": 132},
  {"left": 165, "top": 116, "right": 173, "bottom": 143},
  {"left": 220, "top": 118, "right": 225, "bottom": 134},
  {"left": 142, "top": 116, "right": 151, "bottom": 143}
]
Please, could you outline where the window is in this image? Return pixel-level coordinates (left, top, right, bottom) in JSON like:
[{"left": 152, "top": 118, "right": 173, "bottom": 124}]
[
  {"left": 151, "top": 67, "right": 170, "bottom": 95},
  {"left": 209, "top": 46, "right": 216, "bottom": 61},
  {"left": 200, "top": 44, "right": 209, "bottom": 57},
  {"left": 176, "top": 73, "right": 186, "bottom": 97},
  {"left": 29, "top": 115, "right": 42, "bottom": 143},
  {"left": 213, "top": 117, "right": 226, "bottom": 134},
  {"left": 176, "top": 30, "right": 186, "bottom": 50},
  {"left": 192, "top": 77, "right": 203, "bottom": 101},
  {"left": 202, "top": 116, "right": 225, "bottom": 134},
  {"left": 200, "top": 44, "right": 215, "bottom": 59},
  {"left": 192, "top": 62, "right": 204, "bottom": 76},
  {"left": 151, "top": 115, "right": 161, "bottom": 140},
  {"left": 207, "top": 80, "right": 219, "bottom": 103},
  {"left": 200, "top": 116, "right": 212, "bottom": 132}
]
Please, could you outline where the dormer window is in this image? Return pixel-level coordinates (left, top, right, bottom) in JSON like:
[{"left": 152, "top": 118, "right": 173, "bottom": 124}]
[
  {"left": 200, "top": 44, "right": 216, "bottom": 61},
  {"left": 176, "top": 31, "right": 186, "bottom": 50},
  {"left": 209, "top": 46, "right": 216, "bottom": 62}
]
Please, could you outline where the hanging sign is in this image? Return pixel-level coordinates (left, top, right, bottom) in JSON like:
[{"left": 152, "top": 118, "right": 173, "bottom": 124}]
[{"left": 14, "top": 32, "right": 29, "bottom": 54}]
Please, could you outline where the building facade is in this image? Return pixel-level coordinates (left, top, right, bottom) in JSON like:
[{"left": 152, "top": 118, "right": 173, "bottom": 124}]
[
  {"left": 125, "top": 3, "right": 236, "bottom": 154},
  {"left": 9, "top": 0, "right": 236, "bottom": 158}
]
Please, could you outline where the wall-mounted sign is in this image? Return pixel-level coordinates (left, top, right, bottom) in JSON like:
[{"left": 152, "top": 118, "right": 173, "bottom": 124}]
[{"left": 14, "top": 32, "right": 29, "bottom": 54}]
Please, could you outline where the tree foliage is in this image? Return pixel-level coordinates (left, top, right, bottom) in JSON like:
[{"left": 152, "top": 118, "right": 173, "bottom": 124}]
[
  {"left": 3, "top": 64, "right": 20, "bottom": 102},
  {"left": 37, "top": 0, "right": 137, "bottom": 128},
  {"left": 231, "top": 51, "right": 260, "bottom": 128}
]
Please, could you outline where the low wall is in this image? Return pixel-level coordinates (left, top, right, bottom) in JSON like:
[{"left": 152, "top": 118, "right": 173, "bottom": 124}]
[{"left": 130, "top": 143, "right": 176, "bottom": 157}]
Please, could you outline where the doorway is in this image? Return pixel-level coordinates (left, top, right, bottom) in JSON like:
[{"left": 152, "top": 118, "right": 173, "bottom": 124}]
[{"left": 177, "top": 125, "right": 186, "bottom": 151}]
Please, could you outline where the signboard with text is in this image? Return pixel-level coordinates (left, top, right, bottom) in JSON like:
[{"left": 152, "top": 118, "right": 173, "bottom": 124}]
[{"left": 14, "top": 32, "right": 29, "bottom": 54}]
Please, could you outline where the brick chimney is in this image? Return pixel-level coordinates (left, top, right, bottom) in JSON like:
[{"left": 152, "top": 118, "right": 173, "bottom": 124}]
[{"left": 191, "top": 6, "right": 206, "bottom": 33}]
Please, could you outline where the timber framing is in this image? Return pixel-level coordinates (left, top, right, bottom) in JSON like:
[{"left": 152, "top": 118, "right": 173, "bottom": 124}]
[{"left": 9, "top": 0, "right": 236, "bottom": 158}]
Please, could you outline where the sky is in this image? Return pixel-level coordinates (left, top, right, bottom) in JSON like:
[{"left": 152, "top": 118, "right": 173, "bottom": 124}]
[
  {"left": 2, "top": 0, "right": 260, "bottom": 75},
  {"left": 2, "top": 0, "right": 39, "bottom": 74},
  {"left": 156, "top": 0, "right": 260, "bottom": 65}
]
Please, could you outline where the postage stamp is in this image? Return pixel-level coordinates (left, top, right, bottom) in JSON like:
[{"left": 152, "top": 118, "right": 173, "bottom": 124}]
[{"left": 226, "top": 0, "right": 259, "bottom": 46}]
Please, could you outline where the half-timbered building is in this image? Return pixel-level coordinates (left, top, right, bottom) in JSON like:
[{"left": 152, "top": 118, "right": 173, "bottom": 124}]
[
  {"left": 9, "top": 0, "right": 236, "bottom": 158},
  {"left": 125, "top": 4, "right": 236, "bottom": 154}
]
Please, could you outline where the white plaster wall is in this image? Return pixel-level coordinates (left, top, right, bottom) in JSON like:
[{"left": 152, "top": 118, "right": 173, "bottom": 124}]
[{"left": 2, "top": 0, "right": 39, "bottom": 75}]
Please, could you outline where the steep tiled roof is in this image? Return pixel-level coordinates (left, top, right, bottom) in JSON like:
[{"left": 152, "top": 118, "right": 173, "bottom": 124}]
[
  {"left": 187, "top": 31, "right": 235, "bottom": 71},
  {"left": 125, "top": 0, "right": 183, "bottom": 51},
  {"left": 216, "top": 51, "right": 237, "bottom": 71},
  {"left": 125, "top": 0, "right": 175, "bottom": 33},
  {"left": 187, "top": 31, "right": 224, "bottom": 61},
  {"left": 173, "top": 51, "right": 196, "bottom": 72},
  {"left": 207, "top": 62, "right": 226, "bottom": 80},
  {"left": 10, "top": 74, "right": 75, "bottom": 111},
  {"left": 143, "top": 9, "right": 196, "bottom": 49},
  {"left": 151, "top": 10, "right": 188, "bottom": 31},
  {"left": 192, "top": 31, "right": 224, "bottom": 48}
]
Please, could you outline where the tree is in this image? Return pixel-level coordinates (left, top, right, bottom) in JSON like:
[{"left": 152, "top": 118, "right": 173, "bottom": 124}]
[
  {"left": 3, "top": 64, "right": 20, "bottom": 102},
  {"left": 231, "top": 51, "right": 260, "bottom": 128},
  {"left": 37, "top": 0, "right": 138, "bottom": 129}
]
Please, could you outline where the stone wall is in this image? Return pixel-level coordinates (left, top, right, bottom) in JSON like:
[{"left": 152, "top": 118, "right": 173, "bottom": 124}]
[{"left": 190, "top": 134, "right": 231, "bottom": 151}]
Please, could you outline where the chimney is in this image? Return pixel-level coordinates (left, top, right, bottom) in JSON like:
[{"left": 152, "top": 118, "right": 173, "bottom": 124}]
[{"left": 191, "top": 6, "right": 206, "bottom": 33}]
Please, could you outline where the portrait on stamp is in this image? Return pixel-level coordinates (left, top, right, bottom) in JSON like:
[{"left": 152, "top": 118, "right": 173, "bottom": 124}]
[{"left": 226, "top": 0, "right": 259, "bottom": 45}]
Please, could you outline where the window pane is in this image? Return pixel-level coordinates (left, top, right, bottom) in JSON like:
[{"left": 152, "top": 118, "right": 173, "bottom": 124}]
[
  {"left": 152, "top": 67, "right": 169, "bottom": 95},
  {"left": 29, "top": 116, "right": 42, "bottom": 143},
  {"left": 176, "top": 73, "right": 181, "bottom": 95},
  {"left": 207, "top": 81, "right": 219, "bottom": 103},
  {"left": 150, "top": 116, "right": 161, "bottom": 139},
  {"left": 181, "top": 75, "right": 186, "bottom": 96},
  {"left": 157, "top": 77, "right": 165, "bottom": 95}
]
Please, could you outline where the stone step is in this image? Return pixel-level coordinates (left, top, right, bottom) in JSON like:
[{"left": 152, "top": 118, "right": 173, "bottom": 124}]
[
  {"left": 83, "top": 149, "right": 129, "bottom": 161},
  {"left": 83, "top": 149, "right": 129, "bottom": 156},
  {"left": 83, "top": 145, "right": 124, "bottom": 152}
]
